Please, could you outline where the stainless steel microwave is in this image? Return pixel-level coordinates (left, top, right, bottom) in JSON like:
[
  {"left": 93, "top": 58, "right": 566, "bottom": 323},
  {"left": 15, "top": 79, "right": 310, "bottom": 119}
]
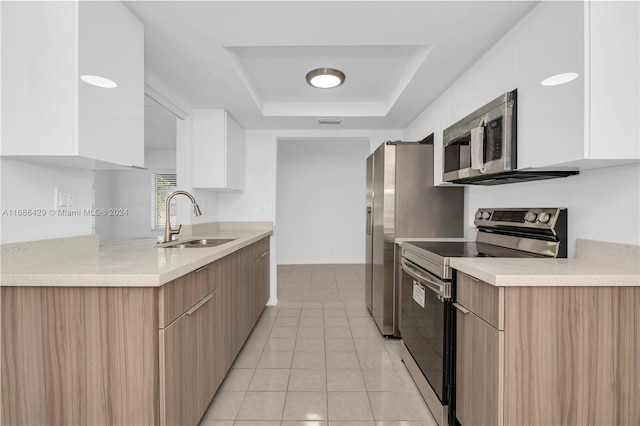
[
  {"left": 442, "top": 89, "right": 578, "bottom": 185},
  {"left": 443, "top": 90, "right": 517, "bottom": 184}
]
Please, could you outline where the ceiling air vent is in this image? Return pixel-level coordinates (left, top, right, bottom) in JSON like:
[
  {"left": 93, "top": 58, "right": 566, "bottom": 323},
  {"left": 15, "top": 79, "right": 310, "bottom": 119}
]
[{"left": 317, "top": 118, "right": 343, "bottom": 125}]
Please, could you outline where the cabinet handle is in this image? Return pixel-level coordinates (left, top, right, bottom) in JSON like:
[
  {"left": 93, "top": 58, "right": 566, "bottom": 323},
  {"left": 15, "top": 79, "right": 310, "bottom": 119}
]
[
  {"left": 259, "top": 251, "right": 269, "bottom": 259},
  {"left": 194, "top": 264, "right": 209, "bottom": 273},
  {"left": 186, "top": 293, "right": 214, "bottom": 316},
  {"left": 453, "top": 302, "right": 470, "bottom": 314}
]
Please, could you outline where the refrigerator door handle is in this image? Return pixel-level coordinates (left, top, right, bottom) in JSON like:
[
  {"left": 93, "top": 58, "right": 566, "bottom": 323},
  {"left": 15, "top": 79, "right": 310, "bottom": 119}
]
[{"left": 366, "top": 206, "right": 372, "bottom": 235}]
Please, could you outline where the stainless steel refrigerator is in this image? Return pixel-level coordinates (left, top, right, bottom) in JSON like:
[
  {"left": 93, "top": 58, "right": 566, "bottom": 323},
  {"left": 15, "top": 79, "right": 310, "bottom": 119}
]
[{"left": 365, "top": 138, "right": 464, "bottom": 336}]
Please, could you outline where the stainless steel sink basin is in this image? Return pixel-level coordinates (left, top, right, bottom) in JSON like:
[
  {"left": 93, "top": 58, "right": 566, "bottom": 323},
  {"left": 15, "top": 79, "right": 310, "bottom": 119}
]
[{"left": 166, "top": 238, "right": 236, "bottom": 248}]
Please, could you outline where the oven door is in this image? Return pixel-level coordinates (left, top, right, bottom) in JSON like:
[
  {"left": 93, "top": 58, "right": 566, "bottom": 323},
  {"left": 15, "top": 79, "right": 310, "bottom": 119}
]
[{"left": 400, "top": 258, "right": 451, "bottom": 403}]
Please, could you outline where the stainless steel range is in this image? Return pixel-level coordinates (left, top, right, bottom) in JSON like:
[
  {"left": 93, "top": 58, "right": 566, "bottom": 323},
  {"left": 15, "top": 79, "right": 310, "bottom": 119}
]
[{"left": 399, "top": 207, "right": 567, "bottom": 426}]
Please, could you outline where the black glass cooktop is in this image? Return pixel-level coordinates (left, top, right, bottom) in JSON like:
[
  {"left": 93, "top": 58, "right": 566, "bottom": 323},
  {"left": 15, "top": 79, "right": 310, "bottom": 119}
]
[{"left": 404, "top": 241, "right": 536, "bottom": 259}]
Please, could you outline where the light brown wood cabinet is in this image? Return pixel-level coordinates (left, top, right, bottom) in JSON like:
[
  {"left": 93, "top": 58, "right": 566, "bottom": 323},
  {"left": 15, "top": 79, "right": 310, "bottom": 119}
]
[
  {"left": 159, "top": 286, "right": 223, "bottom": 426},
  {"left": 454, "top": 272, "right": 640, "bottom": 426},
  {"left": 159, "top": 296, "right": 201, "bottom": 426},
  {"left": 454, "top": 272, "right": 504, "bottom": 426},
  {"left": 255, "top": 240, "right": 270, "bottom": 318},
  {"left": 217, "top": 237, "right": 270, "bottom": 368},
  {"left": 1, "top": 237, "right": 271, "bottom": 426}
]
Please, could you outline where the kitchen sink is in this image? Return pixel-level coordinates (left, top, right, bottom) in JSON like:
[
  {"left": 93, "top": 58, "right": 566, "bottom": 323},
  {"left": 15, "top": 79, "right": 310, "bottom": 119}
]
[{"left": 165, "top": 238, "right": 236, "bottom": 248}]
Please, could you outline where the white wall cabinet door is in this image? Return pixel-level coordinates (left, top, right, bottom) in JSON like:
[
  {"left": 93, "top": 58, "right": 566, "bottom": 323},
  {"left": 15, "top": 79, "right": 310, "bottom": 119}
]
[
  {"left": 447, "top": 27, "right": 517, "bottom": 127},
  {"left": 77, "top": 2, "right": 144, "bottom": 167},
  {"left": 448, "top": 73, "right": 477, "bottom": 126},
  {"left": 588, "top": 1, "right": 640, "bottom": 161},
  {"left": 430, "top": 94, "right": 451, "bottom": 186},
  {"left": 516, "top": 1, "right": 586, "bottom": 169},
  {"left": 0, "top": 1, "right": 144, "bottom": 168},
  {"left": 473, "top": 27, "right": 518, "bottom": 111},
  {"left": 517, "top": 1, "right": 640, "bottom": 169},
  {"left": 191, "top": 109, "right": 245, "bottom": 192}
]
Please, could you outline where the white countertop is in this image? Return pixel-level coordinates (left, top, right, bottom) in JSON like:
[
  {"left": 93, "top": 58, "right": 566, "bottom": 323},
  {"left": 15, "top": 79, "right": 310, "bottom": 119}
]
[
  {"left": 1, "top": 228, "right": 272, "bottom": 287},
  {"left": 398, "top": 237, "right": 640, "bottom": 287},
  {"left": 450, "top": 257, "right": 640, "bottom": 287}
]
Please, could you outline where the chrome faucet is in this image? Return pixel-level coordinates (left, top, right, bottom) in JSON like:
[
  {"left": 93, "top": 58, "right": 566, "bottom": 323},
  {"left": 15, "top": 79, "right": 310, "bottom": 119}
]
[{"left": 163, "top": 190, "right": 202, "bottom": 243}]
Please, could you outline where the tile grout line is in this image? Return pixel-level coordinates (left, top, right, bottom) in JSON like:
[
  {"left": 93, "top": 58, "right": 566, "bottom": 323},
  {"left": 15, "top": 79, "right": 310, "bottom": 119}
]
[{"left": 205, "top": 265, "right": 435, "bottom": 425}]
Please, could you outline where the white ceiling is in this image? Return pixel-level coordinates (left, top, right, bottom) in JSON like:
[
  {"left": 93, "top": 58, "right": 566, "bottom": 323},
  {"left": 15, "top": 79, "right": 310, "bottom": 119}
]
[{"left": 128, "top": 1, "right": 538, "bottom": 149}]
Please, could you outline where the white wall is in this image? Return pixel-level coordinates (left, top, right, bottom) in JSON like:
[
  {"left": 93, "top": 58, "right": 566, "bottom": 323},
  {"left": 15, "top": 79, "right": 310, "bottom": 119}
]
[
  {"left": 0, "top": 158, "right": 93, "bottom": 243},
  {"left": 276, "top": 139, "right": 370, "bottom": 264},
  {"left": 465, "top": 164, "right": 640, "bottom": 256},
  {"left": 217, "top": 130, "right": 278, "bottom": 222},
  {"left": 93, "top": 149, "right": 176, "bottom": 241},
  {"left": 217, "top": 129, "right": 401, "bottom": 223},
  {"left": 145, "top": 149, "right": 175, "bottom": 170},
  {"left": 217, "top": 129, "right": 401, "bottom": 304},
  {"left": 94, "top": 169, "right": 157, "bottom": 241},
  {"left": 94, "top": 169, "right": 115, "bottom": 240}
]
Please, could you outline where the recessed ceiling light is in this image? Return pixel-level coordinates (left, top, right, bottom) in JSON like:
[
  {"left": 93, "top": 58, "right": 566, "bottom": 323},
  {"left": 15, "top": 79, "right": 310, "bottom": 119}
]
[
  {"left": 306, "top": 68, "right": 345, "bottom": 89},
  {"left": 80, "top": 74, "right": 118, "bottom": 89},
  {"left": 540, "top": 72, "right": 579, "bottom": 86}
]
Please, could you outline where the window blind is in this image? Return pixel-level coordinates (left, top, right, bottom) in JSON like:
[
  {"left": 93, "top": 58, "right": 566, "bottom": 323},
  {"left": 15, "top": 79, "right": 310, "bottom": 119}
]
[{"left": 153, "top": 173, "right": 177, "bottom": 230}]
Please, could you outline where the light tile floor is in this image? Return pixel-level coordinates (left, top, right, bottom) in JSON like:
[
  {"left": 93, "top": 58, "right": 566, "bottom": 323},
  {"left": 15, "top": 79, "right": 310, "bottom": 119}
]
[{"left": 200, "top": 264, "right": 437, "bottom": 426}]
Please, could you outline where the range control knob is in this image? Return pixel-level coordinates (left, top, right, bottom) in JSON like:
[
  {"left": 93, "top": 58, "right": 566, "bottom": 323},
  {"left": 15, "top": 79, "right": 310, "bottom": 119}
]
[
  {"left": 538, "top": 212, "right": 552, "bottom": 224},
  {"left": 475, "top": 211, "right": 483, "bottom": 219},
  {"left": 525, "top": 212, "right": 538, "bottom": 223},
  {"left": 481, "top": 211, "right": 491, "bottom": 220}
]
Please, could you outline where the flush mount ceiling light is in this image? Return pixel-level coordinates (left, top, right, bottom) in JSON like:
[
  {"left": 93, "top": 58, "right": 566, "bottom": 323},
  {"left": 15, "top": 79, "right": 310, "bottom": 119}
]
[
  {"left": 540, "top": 72, "right": 579, "bottom": 87},
  {"left": 306, "top": 68, "right": 345, "bottom": 89},
  {"left": 80, "top": 74, "right": 118, "bottom": 89}
]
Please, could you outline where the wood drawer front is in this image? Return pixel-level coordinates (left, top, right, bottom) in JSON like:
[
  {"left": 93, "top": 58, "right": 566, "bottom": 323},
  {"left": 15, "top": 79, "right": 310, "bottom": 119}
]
[
  {"left": 456, "top": 272, "right": 504, "bottom": 330},
  {"left": 159, "top": 288, "right": 222, "bottom": 426},
  {"left": 252, "top": 237, "right": 269, "bottom": 260},
  {"left": 456, "top": 308, "right": 503, "bottom": 426},
  {"left": 158, "top": 261, "right": 218, "bottom": 328}
]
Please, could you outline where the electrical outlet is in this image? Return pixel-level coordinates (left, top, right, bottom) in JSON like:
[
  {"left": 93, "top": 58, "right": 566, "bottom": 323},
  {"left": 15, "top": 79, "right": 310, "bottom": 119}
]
[{"left": 67, "top": 192, "right": 77, "bottom": 209}]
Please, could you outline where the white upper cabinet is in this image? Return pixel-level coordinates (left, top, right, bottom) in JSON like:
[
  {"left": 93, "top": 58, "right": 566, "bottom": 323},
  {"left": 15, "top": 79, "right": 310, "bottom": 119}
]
[
  {"left": 471, "top": 27, "right": 518, "bottom": 111},
  {"left": 588, "top": 1, "right": 639, "bottom": 161},
  {"left": 448, "top": 27, "right": 518, "bottom": 125},
  {"left": 408, "top": 28, "right": 517, "bottom": 186},
  {"left": 191, "top": 110, "right": 245, "bottom": 192},
  {"left": 1, "top": 1, "right": 144, "bottom": 169},
  {"left": 517, "top": 1, "right": 639, "bottom": 169}
]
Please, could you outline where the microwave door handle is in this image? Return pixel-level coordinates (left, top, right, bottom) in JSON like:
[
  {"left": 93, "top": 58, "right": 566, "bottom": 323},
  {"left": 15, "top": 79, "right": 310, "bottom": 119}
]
[
  {"left": 401, "top": 260, "right": 448, "bottom": 298},
  {"left": 470, "top": 116, "right": 488, "bottom": 173}
]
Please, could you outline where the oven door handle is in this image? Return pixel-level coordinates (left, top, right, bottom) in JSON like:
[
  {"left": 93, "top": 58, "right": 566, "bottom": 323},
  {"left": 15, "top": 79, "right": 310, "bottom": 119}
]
[{"left": 401, "top": 259, "right": 449, "bottom": 298}]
